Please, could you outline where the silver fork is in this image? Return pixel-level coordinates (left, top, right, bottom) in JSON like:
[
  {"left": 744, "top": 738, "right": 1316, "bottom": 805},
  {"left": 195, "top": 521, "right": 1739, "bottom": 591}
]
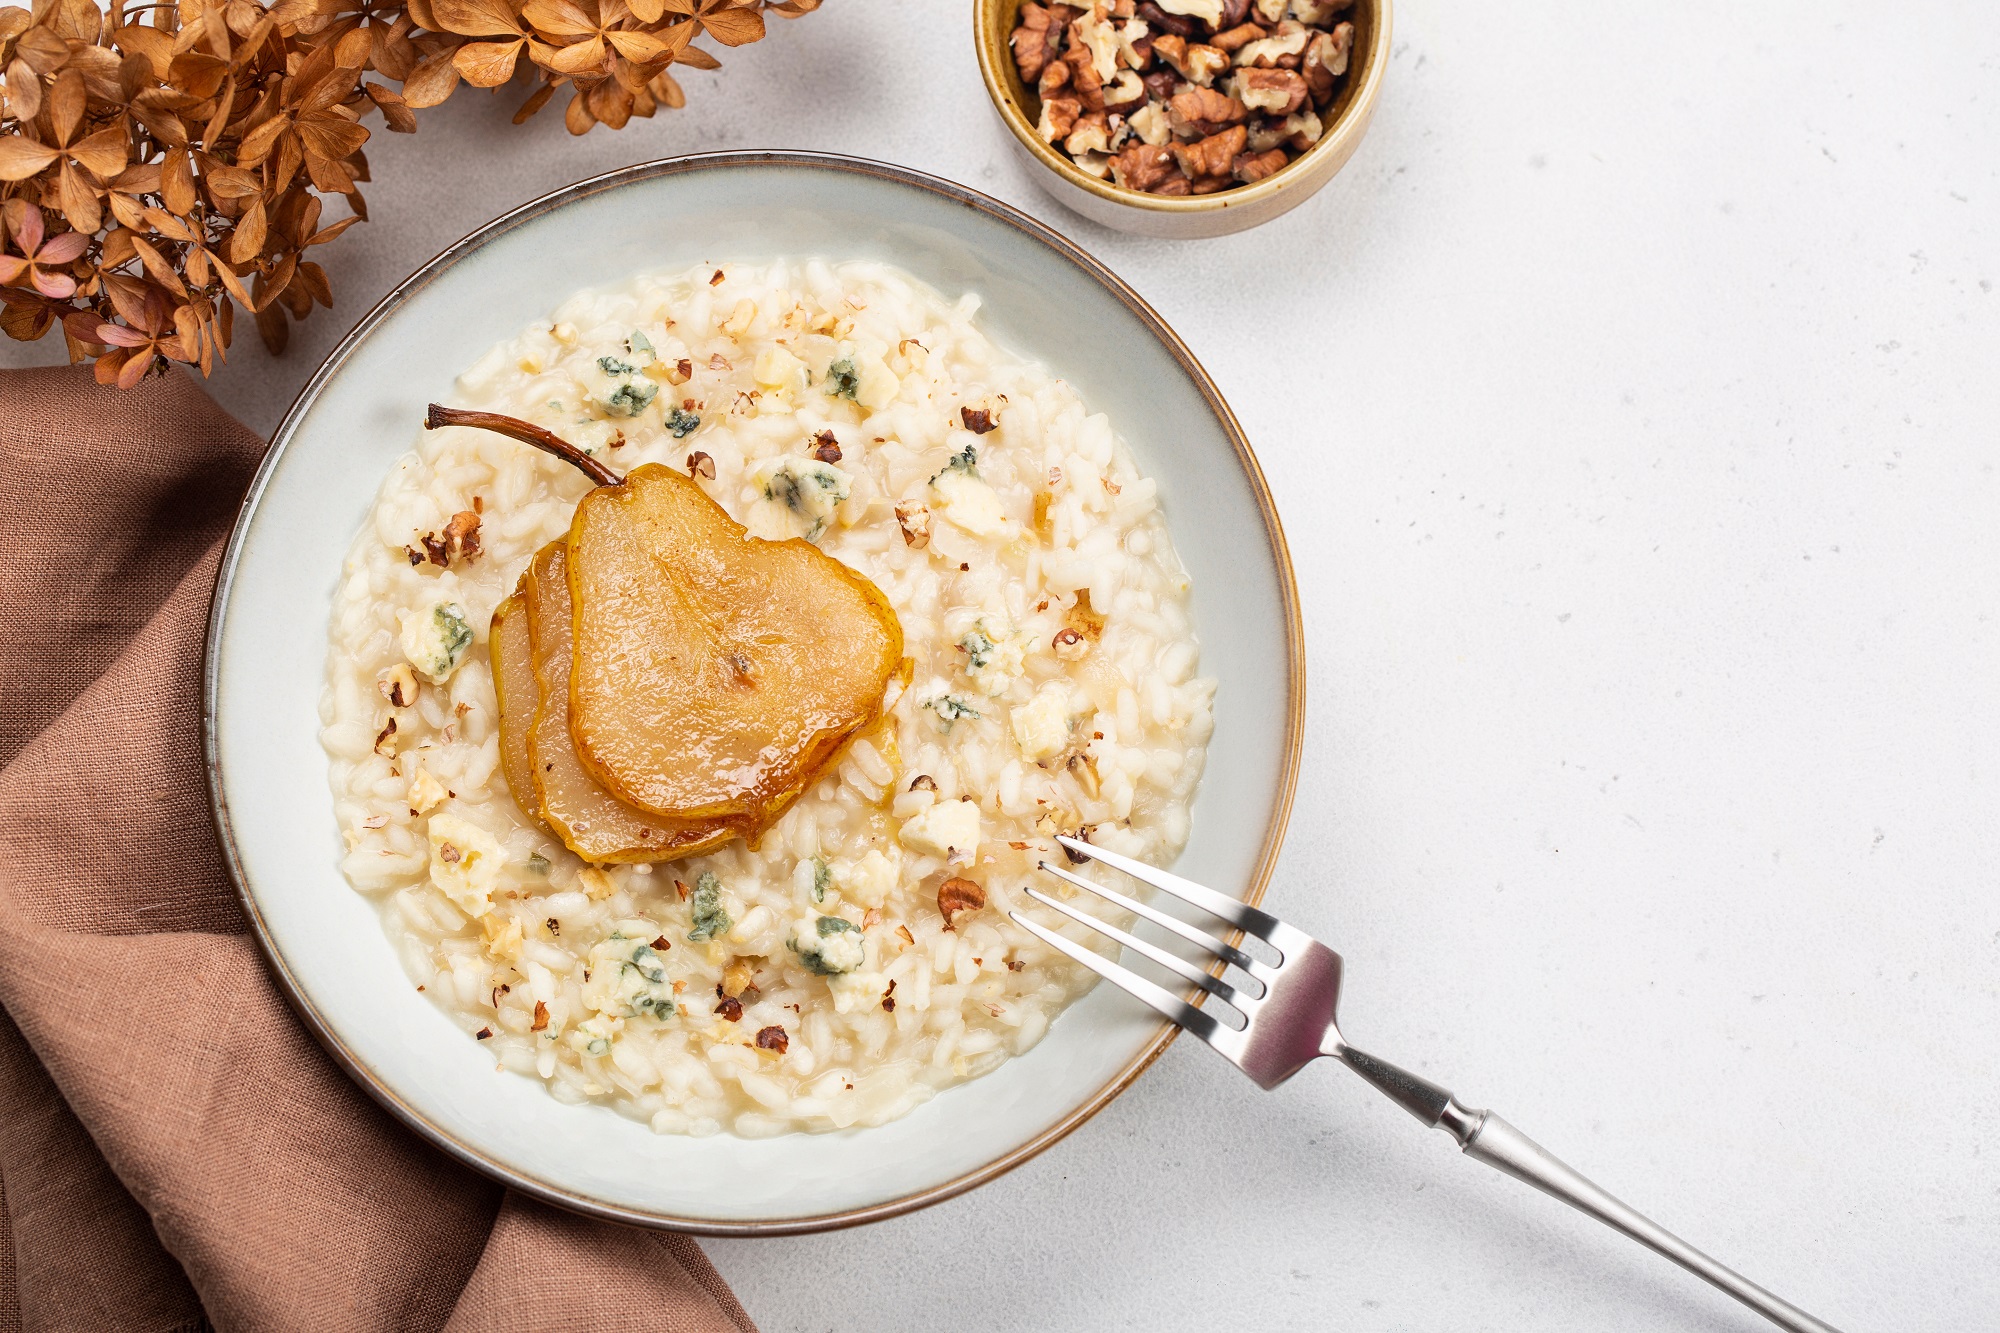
[{"left": 1016, "top": 836, "right": 1845, "bottom": 1333}]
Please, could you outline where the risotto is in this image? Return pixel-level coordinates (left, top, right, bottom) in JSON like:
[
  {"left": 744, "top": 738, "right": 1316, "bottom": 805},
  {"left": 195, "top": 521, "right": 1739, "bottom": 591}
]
[{"left": 320, "top": 258, "right": 1215, "bottom": 1136}]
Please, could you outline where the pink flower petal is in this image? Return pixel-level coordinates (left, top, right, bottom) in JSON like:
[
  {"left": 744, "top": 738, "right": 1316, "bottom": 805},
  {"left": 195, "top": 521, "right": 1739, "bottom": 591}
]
[
  {"left": 94, "top": 323, "right": 151, "bottom": 348},
  {"left": 0, "top": 256, "right": 26, "bottom": 282},
  {"left": 36, "top": 231, "right": 89, "bottom": 264},
  {"left": 31, "top": 271, "right": 77, "bottom": 299},
  {"left": 12, "top": 203, "right": 42, "bottom": 255}
]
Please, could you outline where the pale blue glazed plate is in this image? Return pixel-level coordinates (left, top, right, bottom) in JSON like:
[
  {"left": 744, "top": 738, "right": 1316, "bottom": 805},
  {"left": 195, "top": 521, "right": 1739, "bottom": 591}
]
[{"left": 205, "top": 152, "right": 1302, "bottom": 1233}]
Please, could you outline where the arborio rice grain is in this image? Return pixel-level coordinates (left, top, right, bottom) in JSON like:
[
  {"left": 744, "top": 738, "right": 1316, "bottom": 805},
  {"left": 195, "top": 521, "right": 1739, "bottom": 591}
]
[{"left": 320, "top": 258, "right": 1215, "bottom": 1136}]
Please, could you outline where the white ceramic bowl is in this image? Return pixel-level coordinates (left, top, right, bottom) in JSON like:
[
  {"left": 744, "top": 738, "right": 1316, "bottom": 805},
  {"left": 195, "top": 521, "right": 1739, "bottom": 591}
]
[{"left": 205, "top": 151, "right": 1303, "bottom": 1234}]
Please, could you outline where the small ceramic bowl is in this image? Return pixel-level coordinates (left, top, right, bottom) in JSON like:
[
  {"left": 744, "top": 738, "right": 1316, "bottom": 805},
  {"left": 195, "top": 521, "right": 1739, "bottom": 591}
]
[{"left": 974, "top": 0, "right": 1392, "bottom": 238}]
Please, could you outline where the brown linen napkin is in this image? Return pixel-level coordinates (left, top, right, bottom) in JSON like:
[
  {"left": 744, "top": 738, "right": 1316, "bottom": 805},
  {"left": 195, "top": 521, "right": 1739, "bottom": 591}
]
[{"left": 0, "top": 366, "right": 759, "bottom": 1333}]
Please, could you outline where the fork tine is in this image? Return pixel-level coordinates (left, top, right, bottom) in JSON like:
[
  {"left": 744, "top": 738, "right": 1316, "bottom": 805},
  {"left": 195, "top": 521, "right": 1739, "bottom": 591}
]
[
  {"left": 1055, "top": 836, "right": 1279, "bottom": 936},
  {"left": 1009, "top": 910, "right": 1234, "bottom": 1050},
  {"left": 1023, "top": 886, "right": 1242, "bottom": 1003},
  {"left": 1038, "top": 860, "right": 1261, "bottom": 975}
]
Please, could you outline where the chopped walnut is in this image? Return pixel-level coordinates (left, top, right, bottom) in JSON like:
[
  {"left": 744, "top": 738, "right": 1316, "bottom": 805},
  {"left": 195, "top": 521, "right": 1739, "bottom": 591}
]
[
  {"left": 1234, "top": 22, "right": 1311, "bottom": 68},
  {"left": 1102, "top": 68, "right": 1148, "bottom": 114},
  {"left": 811, "top": 430, "right": 843, "bottom": 463},
  {"left": 960, "top": 404, "right": 999, "bottom": 434},
  {"left": 1037, "top": 94, "right": 1083, "bottom": 143},
  {"left": 754, "top": 1024, "right": 789, "bottom": 1053},
  {"left": 714, "top": 993, "right": 744, "bottom": 1022},
  {"left": 1065, "top": 588, "right": 1107, "bottom": 641},
  {"left": 1302, "top": 23, "right": 1352, "bottom": 103},
  {"left": 721, "top": 958, "right": 755, "bottom": 997},
  {"left": 373, "top": 716, "right": 399, "bottom": 757},
  {"left": 1013, "top": 0, "right": 1350, "bottom": 194},
  {"left": 1209, "top": 21, "right": 1263, "bottom": 50},
  {"left": 1234, "top": 147, "right": 1290, "bottom": 183},
  {"left": 1234, "top": 66, "right": 1309, "bottom": 116},
  {"left": 686, "top": 451, "right": 716, "bottom": 479},
  {"left": 1168, "top": 85, "right": 1248, "bottom": 135},
  {"left": 937, "top": 877, "right": 988, "bottom": 930},
  {"left": 379, "top": 663, "right": 418, "bottom": 709},
  {"left": 895, "top": 500, "right": 933, "bottom": 548},
  {"left": 1110, "top": 142, "right": 1178, "bottom": 192},
  {"left": 531, "top": 1001, "right": 549, "bottom": 1031},
  {"left": 1173, "top": 124, "right": 1247, "bottom": 180},
  {"left": 1011, "top": 1, "right": 1066, "bottom": 83}
]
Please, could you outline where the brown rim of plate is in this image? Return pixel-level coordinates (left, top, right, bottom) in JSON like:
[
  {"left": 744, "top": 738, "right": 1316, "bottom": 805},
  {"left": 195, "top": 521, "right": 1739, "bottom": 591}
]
[
  {"left": 972, "top": 0, "right": 1393, "bottom": 215},
  {"left": 202, "top": 150, "right": 1306, "bottom": 1237}
]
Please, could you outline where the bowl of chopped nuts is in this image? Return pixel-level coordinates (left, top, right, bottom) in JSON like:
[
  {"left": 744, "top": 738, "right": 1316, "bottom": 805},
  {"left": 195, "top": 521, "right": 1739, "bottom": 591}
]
[{"left": 975, "top": 0, "right": 1390, "bottom": 238}]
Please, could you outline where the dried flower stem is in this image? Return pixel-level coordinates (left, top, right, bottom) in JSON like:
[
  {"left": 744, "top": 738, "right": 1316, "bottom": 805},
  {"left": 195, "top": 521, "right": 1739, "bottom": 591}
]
[{"left": 425, "top": 403, "right": 620, "bottom": 486}]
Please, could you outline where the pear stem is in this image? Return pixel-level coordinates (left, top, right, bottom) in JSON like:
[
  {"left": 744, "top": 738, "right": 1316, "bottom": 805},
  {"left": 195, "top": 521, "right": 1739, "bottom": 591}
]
[{"left": 424, "top": 404, "right": 623, "bottom": 488}]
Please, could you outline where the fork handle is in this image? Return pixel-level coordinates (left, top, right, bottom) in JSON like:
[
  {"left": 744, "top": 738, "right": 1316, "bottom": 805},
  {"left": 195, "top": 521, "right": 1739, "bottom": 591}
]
[{"left": 1333, "top": 1047, "right": 1843, "bottom": 1333}]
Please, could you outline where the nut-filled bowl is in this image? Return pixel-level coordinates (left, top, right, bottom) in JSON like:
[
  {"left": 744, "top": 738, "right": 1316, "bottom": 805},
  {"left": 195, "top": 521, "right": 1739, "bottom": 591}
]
[{"left": 974, "top": 0, "right": 1391, "bottom": 238}]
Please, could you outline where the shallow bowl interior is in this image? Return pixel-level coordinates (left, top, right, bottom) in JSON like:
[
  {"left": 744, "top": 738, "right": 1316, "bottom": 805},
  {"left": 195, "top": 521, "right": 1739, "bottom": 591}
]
[
  {"left": 206, "top": 152, "right": 1301, "bottom": 1233},
  {"left": 973, "top": 0, "right": 1392, "bottom": 237}
]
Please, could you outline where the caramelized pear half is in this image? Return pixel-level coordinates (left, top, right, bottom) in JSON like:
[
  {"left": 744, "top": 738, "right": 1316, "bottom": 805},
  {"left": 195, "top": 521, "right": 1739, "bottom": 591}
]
[
  {"left": 488, "top": 590, "right": 543, "bottom": 825},
  {"left": 520, "top": 541, "right": 742, "bottom": 863},
  {"left": 566, "top": 463, "right": 904, "bottom": 826}
]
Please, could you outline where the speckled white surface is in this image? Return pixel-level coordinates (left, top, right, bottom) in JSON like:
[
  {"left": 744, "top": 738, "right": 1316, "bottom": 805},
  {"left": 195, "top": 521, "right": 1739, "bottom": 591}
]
[{"left": 13, "top": 2, "right": 1993, "bottom": 1328}]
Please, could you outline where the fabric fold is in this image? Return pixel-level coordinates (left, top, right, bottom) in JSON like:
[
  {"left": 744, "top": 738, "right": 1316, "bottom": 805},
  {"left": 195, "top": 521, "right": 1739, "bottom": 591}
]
[{"left": 0, "top": 367, "right": 756, "bottom": 1333}]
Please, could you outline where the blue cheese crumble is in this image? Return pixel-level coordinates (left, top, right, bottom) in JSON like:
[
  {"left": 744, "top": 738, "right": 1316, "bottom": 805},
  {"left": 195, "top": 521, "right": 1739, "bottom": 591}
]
[
  {"left": 686, "top": 871, "right": 731, "bottom": 941},
  {"left": 958, "top": 619, "right": 1028, "bottom": 696},
  {"left": 401, "top": 602, "right": 473, "bottom": 682},
  {"left": 755, "top": 457, "right": 851, "bottom": 540},
  {"left": 583, "top": 925, "right": 676, "bottom": 1021},
  {"left": 789, "top": 915, "right": 865, "bottom": 976}
]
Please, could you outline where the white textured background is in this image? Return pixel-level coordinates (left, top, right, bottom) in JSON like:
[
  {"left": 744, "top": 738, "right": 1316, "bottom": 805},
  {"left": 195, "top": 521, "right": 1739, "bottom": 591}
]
[{"left": 12, "top": 2, "right": 1993, "bottom": 1329}]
